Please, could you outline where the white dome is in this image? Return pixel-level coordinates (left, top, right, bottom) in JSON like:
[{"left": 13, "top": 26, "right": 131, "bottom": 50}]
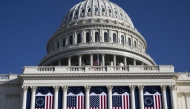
[{"left": 61, "top": 0, "right": 134, "bottom": 28}]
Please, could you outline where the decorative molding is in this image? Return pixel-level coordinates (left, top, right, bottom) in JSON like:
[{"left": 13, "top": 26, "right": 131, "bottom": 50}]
[
  {"left": 30, "top": 86, "right": 37, "bottom": 91},
  {"left": 169, "top": 85, "right": 176, "bottom": 91},
  {"left": 19, "top": 73, "right": 177, "bottom": 80}
]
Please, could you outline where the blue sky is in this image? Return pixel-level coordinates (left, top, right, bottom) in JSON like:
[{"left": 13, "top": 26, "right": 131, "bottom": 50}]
[{"left": 0, "top": 0, "right": 190, "bottom": 74}]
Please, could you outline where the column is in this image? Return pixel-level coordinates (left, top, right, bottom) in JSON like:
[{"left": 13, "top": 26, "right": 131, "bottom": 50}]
[
  {"left": 6, "top": 94, "right": 11, "bottom": 109},
  {"left": 54, "top": 86, "right": 59, "bottom": 109},
  {"left": 30, "top": 86, "right": 37, "bottom": 109},
  {"left": 90, "top": 30, "right": 94, "bottom": 42},
  {"left": 62, "top": 86, "right": 68, "bottom": 109},
  {"left": 138, "top": 85, "right": 144, "bottom": 109},
  {"left": 161, "top": 85, "right": 168, "bottom": 109},
  {"left": 107, "top": 85, "right": 113, "bottom": 109},
  {"left": 82, "top": 30, "right": 86, "bottom": 43},
  {"left": 21, "top": 87, "right": 28, "bottom": 109},
  {"left": 133, "top": 59, "right": 136, "bottom": 65},
  {"left": 90, "top": 54, "right": 93, "bottom": 66},
  {"left": 102, "top": 54, "right": 105, "bottom": 66},
  {"left": 124, "top": 56, "right": 127, "bottom": 66},
  {"left": 85, "top": 86, "right": 91, "bottom": 109},
  {"left": 130, "top": 85, "right": 136, "bottom": 109},
  {"left": 59, "top": 60, "right": 61, "bottom": 66},
  {"left": 68, "top": 56, "right": 71, "bottom": 66},
  {"left": 109, "top": 29, "right": 112, "bottom": 43},
  {"left": 113, "top": 55, "right": 116, "bottom": 66},
  {"left": 170, "top": 85, "right": 177, "bottom": 109},
  {"left": 79, "top": 55, "right": 82, "bottom": 66},
  {"left": 73, "top": 31, "right": 76, "bottom": 45}
]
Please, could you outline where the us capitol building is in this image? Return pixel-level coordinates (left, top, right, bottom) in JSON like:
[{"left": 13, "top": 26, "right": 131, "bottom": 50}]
[{"left": 0, "top": 0, "right": 190, "bottom": 109}]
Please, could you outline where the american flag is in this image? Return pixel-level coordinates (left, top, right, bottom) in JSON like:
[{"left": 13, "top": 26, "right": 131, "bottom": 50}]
[
  {"left": 143, "top": 86, "right": 162, "bottom": 109},
  {"left": 67, "top": 87, "right": 85, "bottom": 109},
  {"left": 93, "top": 57, "right": 99, "bottom": 66},
  {"left": 90, "top": 86, "right": 107, "bottom": 109},
  {"left": 112, "top": 86, "right": 130, "bottom": 109},
  {"left": 35, "top": 87, "right": 54, "bottom": 109}
]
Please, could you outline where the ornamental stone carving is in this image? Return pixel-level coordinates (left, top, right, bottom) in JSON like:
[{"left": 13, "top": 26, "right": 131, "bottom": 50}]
[
  {"left": 22, "top": 86, "right": 28, "bottom": 91},
  {"left": 169, "top": 85, "right": 176, "bottom": 91},
  {"left": 138, "top": 85, "right": 144, "bottom": 90},
  {"left": 107, "top": 85, "right": 113, "bottom": 92},
  {"left": 53, "top": 86, "right": 60, "bottom": 91},
  {"left": 85, "top": 85, "right": 91, "bottom": 91},
  {"left": 161, "top": 85, "right": 167, "bottom": 91},
  {"left": 62, "top": 85, "right": 68, "bottom": 91},
  {"left": 30, "top": 86, "right": 37, "bottom": 91},
  {"left": 129, "top": 85, "right": 136, "bottom": 91}
]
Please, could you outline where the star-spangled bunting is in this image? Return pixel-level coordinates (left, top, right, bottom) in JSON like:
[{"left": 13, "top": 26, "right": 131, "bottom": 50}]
[
  {"left": 112, "top": 86, "right": 130, "bottom": 109},
  {"left": 144, "top": 86, "right": 162, "bottom": 109},
  {"left": 67, "top": 87, "right": 85, "bottom": 109},
  {"left": 90, "top": 86, "right": 107, "bottom": 109},
  {"left": 35, "top": 87, "right": 54, "bottom": 109}
]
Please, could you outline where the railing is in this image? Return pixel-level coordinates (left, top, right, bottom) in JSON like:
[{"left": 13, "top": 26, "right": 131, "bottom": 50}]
[
  {"left": 23, "top": 65, "right": 174, "bottom": 74},
  {"left": 0, "top": 75, "right": 9, "bottom": 80}
]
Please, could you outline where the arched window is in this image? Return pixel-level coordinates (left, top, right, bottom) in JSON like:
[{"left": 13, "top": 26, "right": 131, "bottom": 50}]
[
  {"left": 86, "top": 32, "right": 90, "bottom": 43},
  {"left": 113, "top": 33, "right": 117, "bottom": 43},
  {"left": 128, "top": 38, "right": 131, "bottom": 46},
  {"left": 104, "top": 32, "right": 108, "bottom": 42},
  {"left": 95, "top": 7, "right": 98, "bottom": 12},
  {"left": 121, "top": 35, "right": 124, "bottom": 45},
  {"left": 95, "top": 32, "right": 99, "bottom": 42},
  {"left": 134, "top": 41, "right": 137, "bottom": 48},
  {"left": 88, "top": 8, "right": 91, "bottom": 12},
  {"left": 57, "top": 41, "right": 59, "bottom": 49},
  {"left": 77, "top": 34, "right": 81, "bottom": 44},
  {"left": 63, "top": 38, "right": 65, "bottom": 47},
  {"left": 70, "top": 36, "right": 73, "bottom": 45}
]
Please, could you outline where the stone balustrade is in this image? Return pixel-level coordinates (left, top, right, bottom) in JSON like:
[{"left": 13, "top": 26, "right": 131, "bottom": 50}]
[{"left": 23, "top": 65, "right": 174, "bottom": 74}]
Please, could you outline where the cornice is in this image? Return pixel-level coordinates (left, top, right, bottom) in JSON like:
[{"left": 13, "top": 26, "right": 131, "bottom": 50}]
[
  {"left": 176, "top": 81, "right": 190, "bottom": 86},
  {"left": 18, "top": 73, "right": 177, "bottom": 80}
]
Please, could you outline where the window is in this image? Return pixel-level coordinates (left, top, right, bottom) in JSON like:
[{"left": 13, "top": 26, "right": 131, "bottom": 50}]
[
  {"left": 104, "top": 32, "right": 108, "bottom": 42},
  {"left": 86, "top": 32, "right": 90, "bottom": 42},
  {"left": 70, "top": 36, "right": 73, "bottom": 45},
  {"left": 109, "top": 9, "right": 111, "bottom": 13},
  {"left": 95, "top": 32, "right": 99, "bottom": 42},
  {"left": 115, "top": 11, "right": 117, "bottom": 15},
  {"left": 75, "top": 10, "right": 78, "bottom": 16},
  {"left": 121, "top": 35, "right": 124, "bottom": 45},
  {"left": 113, "top": 33, "right": 117, "bottom": 43},
  {"left": 63, "top": 38, "right": 65, "bottom": 47},
  {"left": 95, "top": 7, "right": 98, "bottom": 12},
  {"left": 128, "top": 38, "right": 131, "bottom": 46},
  {"left": 57, "top": 41, "right": 59, "bottom": 49},
  {"left": 120, "top": 13, "right": 122, "bottom": 17},
  {"left": 134, "top": 41, "right": 137, "bottom": 48},
  {"left": 82, "top": 9, "right": 85, "bottom": 13},
  {"left": 102, "top": 8, "right": 105, "bottom": 12},
  {"left": 77, "top": 34, "right": 81, "bottom": 44},
  {"left": 88, "top": 8, "right": 91, "bottom": 12}
]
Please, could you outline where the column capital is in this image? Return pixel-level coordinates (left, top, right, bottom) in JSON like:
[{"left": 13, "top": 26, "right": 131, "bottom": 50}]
[
  {"left": 30, "top": 86, "right": 37, "bottom": 91},
  {"left": 85, "top": 85, "right": 91, "bottom": 91},
  {"left": 161, "top": 85, "right": 167, "bottom": 91},
  {"left": 129, "top": 85, "right": 136, "bottom": 91},
  {"left": 22, "top": 86, "right": 28, "bottom": 91},
  {"left": 107, "top": 85, "right": 113, "bottom": 91},
  {"left": 62, "top": 85, "right": 68, "bottom": 91},
  {"left": 53, "top": 86, "right": 60, "bottom": 91},
  {"left": 138, "top": 85, "right": 144, "bottom": 90},
  {"left": 169, "top": 85, "right": 176, "bottom": 91}
]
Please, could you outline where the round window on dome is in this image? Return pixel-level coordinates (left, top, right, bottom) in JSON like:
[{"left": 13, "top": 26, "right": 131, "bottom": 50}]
[
  {"left": 88, "top": 8, "right": 91, "bottom": 12},
  {"left": 102, "top": 8, "right": 105, "bottom": 12},
  {"left": 95, "top": 7, "right": 98, "bottom": 12}
]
